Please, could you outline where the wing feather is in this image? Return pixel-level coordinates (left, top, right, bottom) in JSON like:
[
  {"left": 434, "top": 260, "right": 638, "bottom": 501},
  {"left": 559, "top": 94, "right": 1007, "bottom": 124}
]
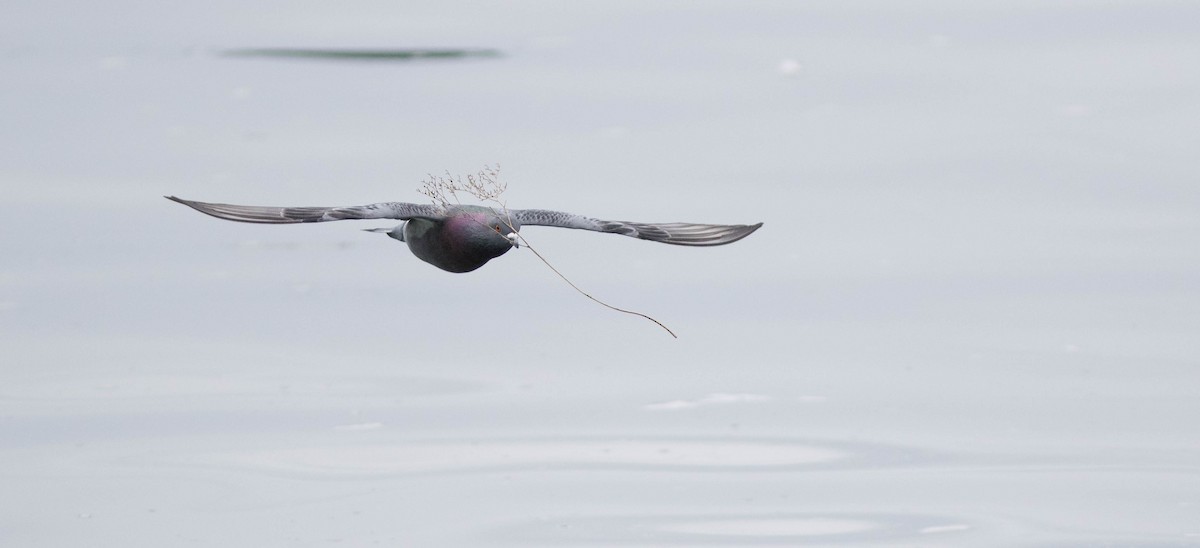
[
  {"left": 511, "top": 208, "right": 761, "bottom": 247},
  {"left": 165, "top": 196, "right": 443, "bottom": 224}
]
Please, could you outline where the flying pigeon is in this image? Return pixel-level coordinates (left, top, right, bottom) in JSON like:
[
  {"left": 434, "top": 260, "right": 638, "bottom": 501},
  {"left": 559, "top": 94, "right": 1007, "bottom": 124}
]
[{"left": 165, "top": 196, "right": 762, "bottom": 273}]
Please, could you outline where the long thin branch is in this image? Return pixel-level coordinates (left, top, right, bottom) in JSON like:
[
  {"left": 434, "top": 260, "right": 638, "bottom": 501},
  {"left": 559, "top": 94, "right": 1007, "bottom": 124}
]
[{"left": 513, "top": 232, "right": 678, "bottom": 338}]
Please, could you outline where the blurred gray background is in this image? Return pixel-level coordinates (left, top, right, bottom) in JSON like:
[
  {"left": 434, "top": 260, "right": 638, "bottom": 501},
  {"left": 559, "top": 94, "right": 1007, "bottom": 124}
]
[{"left": 2, "top": 1, "right": 1198, "bottom": 546}]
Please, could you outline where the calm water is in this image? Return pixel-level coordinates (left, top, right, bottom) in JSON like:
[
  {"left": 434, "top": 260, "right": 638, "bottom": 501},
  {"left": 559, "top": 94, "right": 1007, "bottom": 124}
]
[{"left": 2, "top": 2, "right": 1199, "bottom": 546}]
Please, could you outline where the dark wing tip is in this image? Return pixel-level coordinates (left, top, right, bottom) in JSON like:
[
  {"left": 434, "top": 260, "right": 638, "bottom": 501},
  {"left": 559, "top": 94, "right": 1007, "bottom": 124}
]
[
  {"left": 632, "top": 221, "right": 763, "bottom": 246},
  {"left": 165, "top": 195, "right": 219, "bottom": 216},
  {"left": 727, "top": 221, "right": 764, "bottom": 244},
  {"left": 165, "top": 195, "right": 213, "bottom": 214},
  {"left": 165, "top": 195, "right": 315, "bottom": 224},
  {"left": 693, "top": 221, "right": 762, "bottom": 246}
]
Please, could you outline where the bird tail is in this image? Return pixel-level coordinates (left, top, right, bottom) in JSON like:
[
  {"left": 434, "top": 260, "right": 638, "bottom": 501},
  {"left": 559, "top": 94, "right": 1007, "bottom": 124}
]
[{"left": 363, "top": 226, "right": 405, "bottom": 242}]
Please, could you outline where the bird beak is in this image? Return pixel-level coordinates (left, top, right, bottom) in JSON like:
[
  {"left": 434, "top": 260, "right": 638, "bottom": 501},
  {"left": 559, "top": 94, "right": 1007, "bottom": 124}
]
[{"left": 504, "top": 232, "right": 520, "bottom": 248}]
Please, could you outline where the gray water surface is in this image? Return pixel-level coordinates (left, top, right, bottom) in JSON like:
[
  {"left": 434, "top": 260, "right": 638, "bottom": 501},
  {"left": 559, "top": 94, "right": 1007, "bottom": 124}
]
[{"left": 2, "top": 2, "right": 1199, "bottom": 546}]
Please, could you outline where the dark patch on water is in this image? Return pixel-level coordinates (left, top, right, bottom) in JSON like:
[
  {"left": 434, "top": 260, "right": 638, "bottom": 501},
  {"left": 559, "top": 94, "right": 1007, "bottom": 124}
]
[{"left": 221, "top": 48, "right": 502, "bottom": 62}]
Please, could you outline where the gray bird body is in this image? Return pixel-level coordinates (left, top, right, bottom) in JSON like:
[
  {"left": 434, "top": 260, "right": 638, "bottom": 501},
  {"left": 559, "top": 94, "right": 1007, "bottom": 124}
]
[
  {"left": 397, "top": 206, "right": 521, "bottom": 273},
  {"left": 166, "top": 196, "right": 761, "bottom": 273}
]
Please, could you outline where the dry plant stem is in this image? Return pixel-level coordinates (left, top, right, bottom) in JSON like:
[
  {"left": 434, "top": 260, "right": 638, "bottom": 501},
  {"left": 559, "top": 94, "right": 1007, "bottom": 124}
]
[
  {"left": 418, "top": 166, "right": 678, "bottom": 338},
  {"left": 419, "top": 165, "right": 506, "bottom": 212}
]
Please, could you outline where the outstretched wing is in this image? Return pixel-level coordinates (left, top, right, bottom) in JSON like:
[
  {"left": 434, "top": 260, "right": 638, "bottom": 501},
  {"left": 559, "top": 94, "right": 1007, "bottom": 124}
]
[
  {"left": 165, "top": 196, "right": 443, "bottom": 224},
  {"left": 510, "top": 208, "right": 762, "bottom": 247}
]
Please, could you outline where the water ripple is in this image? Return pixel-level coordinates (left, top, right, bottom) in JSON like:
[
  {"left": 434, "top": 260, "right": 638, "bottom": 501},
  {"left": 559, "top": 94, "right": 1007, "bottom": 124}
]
[
  {"left": 210, "top": 438, "right": 850, "bottom": 477},
  {"left": 490, "top": 512, "right": 974, "bottom": 545}
]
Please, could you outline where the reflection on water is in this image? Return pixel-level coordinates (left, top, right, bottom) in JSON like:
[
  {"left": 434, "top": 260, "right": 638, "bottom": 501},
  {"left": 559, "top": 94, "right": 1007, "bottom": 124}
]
[
  {"left": 662, "top": 517, "right": 878, "bottom": 536},
  {"left": 0, "top": 372, "right": 493, "bottom": 414},
  {"left": 492, "top": 512, "right": 973, "bottom": 545},
  {"left": 221, "top": 48, "right": 502, "bottom": 62},
  {"left": 208, "top": 438, "right": 848, "bottom": 477},
  {"left": 643, "top": 392, "right": 774, "bottom": 410}
]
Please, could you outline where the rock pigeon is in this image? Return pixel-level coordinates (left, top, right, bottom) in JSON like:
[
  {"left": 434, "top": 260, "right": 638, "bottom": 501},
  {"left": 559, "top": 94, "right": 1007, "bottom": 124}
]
[{"left": 166, "top": 196, "right": 762, "bottom": 273}]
